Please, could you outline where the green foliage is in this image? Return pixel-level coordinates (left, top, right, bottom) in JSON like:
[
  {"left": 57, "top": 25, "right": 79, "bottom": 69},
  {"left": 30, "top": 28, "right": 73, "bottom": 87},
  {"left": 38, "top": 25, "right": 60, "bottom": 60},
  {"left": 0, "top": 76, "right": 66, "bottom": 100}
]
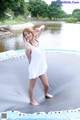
[
  {"left": 0, "top": 17, "right": 27, "bottom": 25},
  {"left": 12, "top": 0, "right": 26, "bottom": 16},
  {"left": 59, "top": 10, "right": 67, "bottom": 18},
  {"left": 13, "top": 17, "right": 27, "bottom": 22},
  {"left": 0, "top": 0, "right": 79, "bottom": 22},
  {"left": 65, "top": 14, "right": 72, "bottom": 18},
  {"left": 72, "top": 9, "right": 80, "bottom": 14},
  {"left": 0, "top": 0, "right": 19, "bottom": 19},
  {"left": 0, "top": 0, "right": 29, "bottom": 20},
  {"left": 48, "top": 0, "right": 63, "bottom": 20},
  {"left": 72, "top": 9, "right": 80, "bottom": 21},
  {"left": 65, "top": 17, "right": 78, "bottom": 23},
  {"left": 28, "top": 0, "right": 49, "bottom": 18},
  {"left": 28, "top": 0, "right": 63, "bottom": 20},
  {"left": 6, "top": 8, "right": 14, "bottom": 16}
]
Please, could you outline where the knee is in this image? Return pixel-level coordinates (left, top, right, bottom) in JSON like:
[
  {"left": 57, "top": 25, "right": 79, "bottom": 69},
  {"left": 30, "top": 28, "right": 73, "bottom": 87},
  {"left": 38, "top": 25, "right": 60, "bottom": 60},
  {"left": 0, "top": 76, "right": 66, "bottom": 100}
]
[{"left": 44, "top": 84, "right": 49, "bottom": 89}]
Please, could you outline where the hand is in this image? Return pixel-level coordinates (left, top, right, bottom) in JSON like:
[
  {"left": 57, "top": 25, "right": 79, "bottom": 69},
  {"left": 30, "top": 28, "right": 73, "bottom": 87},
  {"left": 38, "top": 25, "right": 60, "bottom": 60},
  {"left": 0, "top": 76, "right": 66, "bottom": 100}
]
[
  {"left": 40, "top": 25, "right": 45, "bottom": 29},
  {"left": 34, "top": 25, "right": 45, "bottom": 39},
  {"left": 34, "top": 28, "right": 40, "bottom": 38},
  {"left": 35, "top": 25, "right": 45, "bottom": 31},
  {"left": 35, "top": 28, "right": 40, "bottom": 32}
]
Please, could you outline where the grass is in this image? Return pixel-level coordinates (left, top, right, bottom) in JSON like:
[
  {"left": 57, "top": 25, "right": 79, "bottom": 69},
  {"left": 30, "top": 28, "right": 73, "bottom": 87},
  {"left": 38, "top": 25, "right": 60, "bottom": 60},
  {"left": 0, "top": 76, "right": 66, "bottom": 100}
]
[
  {"left": 0, "top": 17, "right": 28, "bottom": 25},
  {"left": 0, "top": 17, "right": 79, "bottom": 26}
]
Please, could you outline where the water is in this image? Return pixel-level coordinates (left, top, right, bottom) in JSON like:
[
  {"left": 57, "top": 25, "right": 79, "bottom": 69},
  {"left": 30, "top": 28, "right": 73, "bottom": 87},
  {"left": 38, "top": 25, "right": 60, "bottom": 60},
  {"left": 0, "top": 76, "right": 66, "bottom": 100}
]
[{"left": 0, "top": 22, "right": 80, "bottom": 52}]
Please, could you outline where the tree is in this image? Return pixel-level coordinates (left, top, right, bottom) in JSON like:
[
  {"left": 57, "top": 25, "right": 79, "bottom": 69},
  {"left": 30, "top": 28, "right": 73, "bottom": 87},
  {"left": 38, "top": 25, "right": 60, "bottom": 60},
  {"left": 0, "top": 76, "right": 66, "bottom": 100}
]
[
  {"left": 48, "top": 0, "right": 62, "bottom": 20},
  {"left": 11, "top": 0, "right": 27, "bottom": 17},
  {"left": 0, "top": 0, "right": 28, "bottom": 20},
  {"left": 28, "top": 0, "right": 49, "bottom": 18},
  {"left": 72, "top": 9, "right": 80, "bottom": 21},
  {"left": 59, "top": 10, "right": 68, "bottom": 18}
]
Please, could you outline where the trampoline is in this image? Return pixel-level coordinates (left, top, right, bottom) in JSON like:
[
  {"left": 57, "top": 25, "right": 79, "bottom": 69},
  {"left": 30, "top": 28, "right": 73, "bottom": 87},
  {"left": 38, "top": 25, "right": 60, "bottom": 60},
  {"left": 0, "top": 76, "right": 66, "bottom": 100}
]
[{"left": 0, "top": 49, "right": 80, "bottom": 119}]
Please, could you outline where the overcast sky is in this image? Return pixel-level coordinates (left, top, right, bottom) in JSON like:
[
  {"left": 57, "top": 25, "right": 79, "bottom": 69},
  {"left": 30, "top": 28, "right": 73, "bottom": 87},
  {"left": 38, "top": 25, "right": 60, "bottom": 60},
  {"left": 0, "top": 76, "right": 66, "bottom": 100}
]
[{"left": 43, "top": 0, "right": 80, "bottom": 14}]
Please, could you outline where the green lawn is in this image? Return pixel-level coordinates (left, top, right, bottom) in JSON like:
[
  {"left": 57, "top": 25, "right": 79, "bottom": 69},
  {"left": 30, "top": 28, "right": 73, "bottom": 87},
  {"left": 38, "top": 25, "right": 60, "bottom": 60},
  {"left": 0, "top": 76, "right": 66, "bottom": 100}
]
[{"left": 0, "top": 18, "right": 28, "bottom": 25}]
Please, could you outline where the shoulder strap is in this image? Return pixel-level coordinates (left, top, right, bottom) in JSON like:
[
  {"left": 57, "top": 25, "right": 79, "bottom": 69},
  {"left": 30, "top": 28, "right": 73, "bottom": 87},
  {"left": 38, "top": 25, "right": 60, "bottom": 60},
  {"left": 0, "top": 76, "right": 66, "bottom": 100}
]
[
  {"left": 35, "top": 39, "right": 39, "bottom": 43},
  {"left": 29, "top": 39, "right": 39, "bottom": 46}
]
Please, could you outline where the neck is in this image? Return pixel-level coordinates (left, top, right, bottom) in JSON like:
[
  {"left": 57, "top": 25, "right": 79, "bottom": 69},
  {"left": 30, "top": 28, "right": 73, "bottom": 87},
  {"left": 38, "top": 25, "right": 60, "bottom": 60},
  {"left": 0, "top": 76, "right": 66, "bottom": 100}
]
[{"left": 29, "top": 38, "right": 35, "bottom": 43}]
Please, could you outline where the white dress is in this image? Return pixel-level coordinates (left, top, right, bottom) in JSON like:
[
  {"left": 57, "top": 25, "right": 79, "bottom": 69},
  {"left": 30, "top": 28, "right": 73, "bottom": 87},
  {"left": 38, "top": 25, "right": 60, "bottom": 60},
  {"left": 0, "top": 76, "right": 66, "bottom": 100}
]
[{"left": 25, "top": 42, "right": 47, "bottom": 79}]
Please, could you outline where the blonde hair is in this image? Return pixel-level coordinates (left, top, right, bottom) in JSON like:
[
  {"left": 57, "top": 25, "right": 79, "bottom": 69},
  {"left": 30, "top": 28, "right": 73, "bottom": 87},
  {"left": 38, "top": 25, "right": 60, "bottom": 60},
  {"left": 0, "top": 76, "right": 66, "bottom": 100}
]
[{"left": 23, "top": 28, "right": 34, "bottom": 42}]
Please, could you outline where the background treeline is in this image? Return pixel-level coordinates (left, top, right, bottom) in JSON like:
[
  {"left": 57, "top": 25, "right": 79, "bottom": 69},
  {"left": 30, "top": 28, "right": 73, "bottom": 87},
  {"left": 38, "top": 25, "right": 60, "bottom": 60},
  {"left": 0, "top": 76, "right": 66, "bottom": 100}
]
[{"left": 0, "top": 0, "right": 80, "bottom": 22}]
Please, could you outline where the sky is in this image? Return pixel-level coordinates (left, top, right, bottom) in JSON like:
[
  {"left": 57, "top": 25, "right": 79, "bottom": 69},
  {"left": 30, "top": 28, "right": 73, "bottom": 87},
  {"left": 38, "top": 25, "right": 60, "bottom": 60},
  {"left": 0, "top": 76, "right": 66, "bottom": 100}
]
[{"left": 43, "top": 0, "right": 80, "bottom": 14}]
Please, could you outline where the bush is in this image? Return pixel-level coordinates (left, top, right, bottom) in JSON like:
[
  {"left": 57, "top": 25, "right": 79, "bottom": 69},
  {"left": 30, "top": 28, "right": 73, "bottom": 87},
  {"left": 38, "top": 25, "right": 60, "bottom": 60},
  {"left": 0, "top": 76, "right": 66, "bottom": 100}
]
[{"left": 65, "top": 17, "right": 78, "bottom": 23}]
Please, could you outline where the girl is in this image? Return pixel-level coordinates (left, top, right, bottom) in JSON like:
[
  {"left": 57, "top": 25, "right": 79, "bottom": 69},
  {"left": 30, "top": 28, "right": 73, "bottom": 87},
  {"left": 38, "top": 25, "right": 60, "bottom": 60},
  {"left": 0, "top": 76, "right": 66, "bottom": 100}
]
[{"left": 23, "top": 25, "right": 53, "bottom": 105}]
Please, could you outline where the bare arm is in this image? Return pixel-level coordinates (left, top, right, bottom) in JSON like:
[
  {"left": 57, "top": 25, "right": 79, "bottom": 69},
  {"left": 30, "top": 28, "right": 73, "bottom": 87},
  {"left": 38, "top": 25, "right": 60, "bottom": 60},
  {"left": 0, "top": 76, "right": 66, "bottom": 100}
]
[
  {"left": 34, "top": 25, "right": 45, "bottom": 39},
  {"left": 25, "top": 45, "right": 31, "bottom": 64}
]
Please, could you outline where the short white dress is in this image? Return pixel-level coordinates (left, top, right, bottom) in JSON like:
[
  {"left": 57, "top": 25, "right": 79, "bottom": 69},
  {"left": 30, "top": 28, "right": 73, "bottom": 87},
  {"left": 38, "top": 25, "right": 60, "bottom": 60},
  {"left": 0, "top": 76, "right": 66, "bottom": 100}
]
[{"left": 25, "top": 41, "right": 47, "bottom": 79}]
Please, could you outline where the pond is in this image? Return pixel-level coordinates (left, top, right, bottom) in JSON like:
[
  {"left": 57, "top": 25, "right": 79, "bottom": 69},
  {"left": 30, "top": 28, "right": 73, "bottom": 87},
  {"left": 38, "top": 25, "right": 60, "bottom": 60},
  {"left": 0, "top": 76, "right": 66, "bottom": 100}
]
[{"left": 0, "top": 22, "right": 80, "bottom": 52}]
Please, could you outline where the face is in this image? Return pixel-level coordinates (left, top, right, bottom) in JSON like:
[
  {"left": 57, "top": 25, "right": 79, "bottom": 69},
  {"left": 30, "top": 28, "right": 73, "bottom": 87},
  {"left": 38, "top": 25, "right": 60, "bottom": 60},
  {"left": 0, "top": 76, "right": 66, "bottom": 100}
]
[{"left": 24, "top": 31, "right": 33, "bottom": 42}]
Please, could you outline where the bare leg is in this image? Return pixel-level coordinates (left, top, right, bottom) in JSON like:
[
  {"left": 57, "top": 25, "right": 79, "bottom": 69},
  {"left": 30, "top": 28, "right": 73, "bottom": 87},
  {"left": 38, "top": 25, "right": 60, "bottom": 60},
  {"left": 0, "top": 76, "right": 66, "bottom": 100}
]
[
  {"left": 29, "top": 78, "right": 39, "bottom": 105},
  {"left": 39, "top": 74, "right": 53, "bottom": 98}
]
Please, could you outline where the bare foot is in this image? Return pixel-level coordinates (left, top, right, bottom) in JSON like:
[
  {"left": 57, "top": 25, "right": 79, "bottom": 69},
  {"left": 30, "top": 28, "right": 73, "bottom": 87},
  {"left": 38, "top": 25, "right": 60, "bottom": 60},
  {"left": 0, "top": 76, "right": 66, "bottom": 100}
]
[
  {"left": 30, "top": 99, "right": 39, "bottom": 106},
  {"left": 45, "top": 94, "right": 54, "bottom": 99}
]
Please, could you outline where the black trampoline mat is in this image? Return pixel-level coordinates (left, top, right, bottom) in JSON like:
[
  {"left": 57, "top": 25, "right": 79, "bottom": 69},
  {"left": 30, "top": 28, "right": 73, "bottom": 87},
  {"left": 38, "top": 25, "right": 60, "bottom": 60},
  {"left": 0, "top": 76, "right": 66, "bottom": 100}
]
[{"left": 0, "top": 51, "right": 80, "bottom": 113}]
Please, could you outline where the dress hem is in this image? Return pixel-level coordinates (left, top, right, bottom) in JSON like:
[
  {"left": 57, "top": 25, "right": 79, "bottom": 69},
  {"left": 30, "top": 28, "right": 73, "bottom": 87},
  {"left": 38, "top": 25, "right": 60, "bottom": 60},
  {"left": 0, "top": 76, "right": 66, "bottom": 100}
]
[{"left": 29, "top": 70, "right": 47, "bottom": 80}]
